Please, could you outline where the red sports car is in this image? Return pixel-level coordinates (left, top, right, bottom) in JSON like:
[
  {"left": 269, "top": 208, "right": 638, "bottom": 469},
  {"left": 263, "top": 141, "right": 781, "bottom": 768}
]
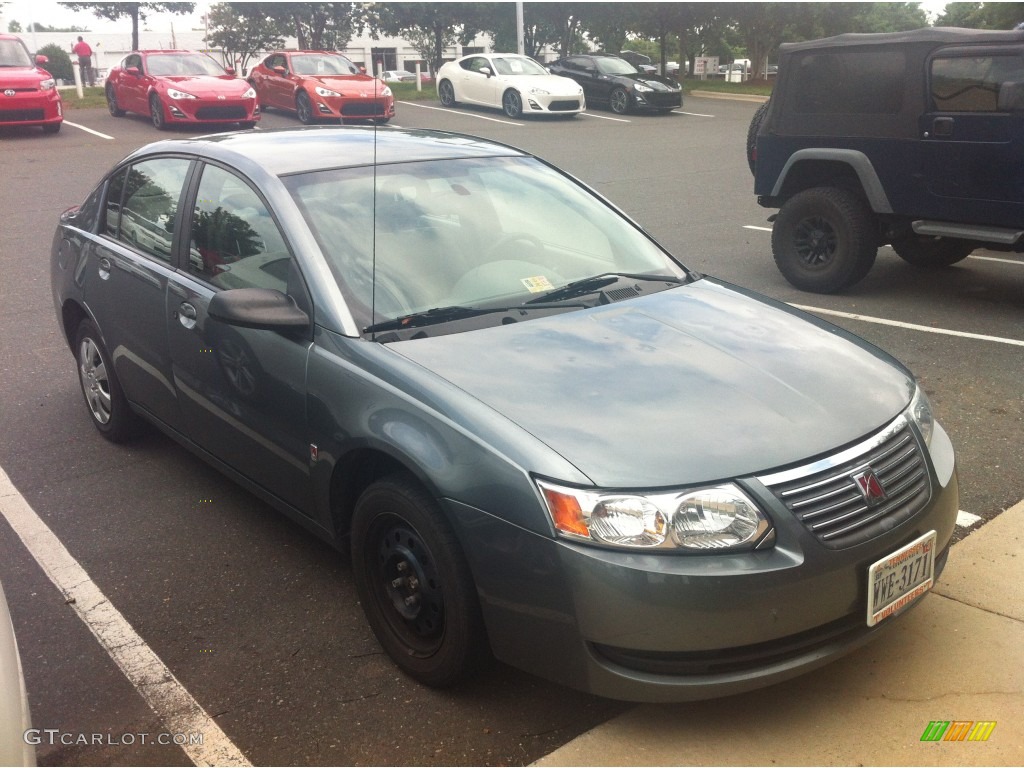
[
  {"left": 105, "top": 50, "right": 259, "bottom": 130},
  {"left": 248, "top": 50, "right": 394, "bottom": 124},
  {"left": 0, "top": 33, "right": 63, "bottom": 133}
]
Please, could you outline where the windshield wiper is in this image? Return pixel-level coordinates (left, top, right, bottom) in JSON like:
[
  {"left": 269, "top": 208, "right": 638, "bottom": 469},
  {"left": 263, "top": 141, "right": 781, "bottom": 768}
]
[
  {"left": 364, "top": 302, "right": 585, "bottom": 334},
  {"left": 523, "top": 272, "right": 686, "bottom": 305}
]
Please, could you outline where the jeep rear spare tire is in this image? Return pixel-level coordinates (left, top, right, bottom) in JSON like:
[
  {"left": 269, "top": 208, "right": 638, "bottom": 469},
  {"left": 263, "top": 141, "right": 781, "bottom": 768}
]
[
  {"left": 772, "top": 187, "right": 877, "bottom": 293},
  {"left": 746, "top": 101, "right": 769, "bottom": 175},
  {"left": 891, "top": 235, "right": 973, "bottom": 267}
]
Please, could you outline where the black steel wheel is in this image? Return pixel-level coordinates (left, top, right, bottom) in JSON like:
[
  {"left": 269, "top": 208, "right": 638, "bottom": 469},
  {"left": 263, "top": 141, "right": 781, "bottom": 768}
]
[
  {"left": 150, "top": 94, "right": 167, "bottom": 130},
  {"left": 438, "top": 80, "right": 457, "bottom": 107},
  {"left": 351, "top": 474, "right": 486, "bottom": 687},
  {"left": 746, "top": 100, "right": 769, "bottom": 175},
  {"left": 73, "top": 319, "right": 142, "bottom": 442},
  {"left": 502, "top": 89, "right": 523, "bottom": 118},
  {"left": 296, "top": 91, "right": 314, "bottom": 124},
  {"left": 609, "top": 87, "right": 630, "bottom": 114},
  {"left": 772, "top": 187, "right": 878, "bottom": 293},
  {"left": 891, "top": 235, "right": 974, "bottom": 267}
]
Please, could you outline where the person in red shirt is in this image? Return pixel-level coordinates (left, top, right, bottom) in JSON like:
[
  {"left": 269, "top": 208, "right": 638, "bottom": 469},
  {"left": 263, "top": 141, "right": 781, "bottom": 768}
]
[{"left": 72, "top": 36, "right": 95, "bottom": 86}]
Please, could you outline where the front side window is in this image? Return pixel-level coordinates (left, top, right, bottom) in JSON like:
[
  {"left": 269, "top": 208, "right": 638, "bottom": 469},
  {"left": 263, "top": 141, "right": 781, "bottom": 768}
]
[
  {"left": 931, "top": 54, "right": 1024, "bottom": 112},
  {"left": 187, "top": 164, "right": 292, "bottom": 292},
  {"left": 113, "top": 157, "right": 191, "bottom": 262}
]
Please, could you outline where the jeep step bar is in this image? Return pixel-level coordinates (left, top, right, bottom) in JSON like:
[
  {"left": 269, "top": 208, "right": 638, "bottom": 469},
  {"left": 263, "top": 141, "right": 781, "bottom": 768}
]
[{"left": 913, "top": 220, "right": 1024, "bottom": 246}]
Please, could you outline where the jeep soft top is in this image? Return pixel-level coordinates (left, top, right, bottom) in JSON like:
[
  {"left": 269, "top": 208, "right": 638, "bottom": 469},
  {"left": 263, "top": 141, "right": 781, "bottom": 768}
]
[{"left": 750, "top": 27, "right": 1024, "bottom": 292}]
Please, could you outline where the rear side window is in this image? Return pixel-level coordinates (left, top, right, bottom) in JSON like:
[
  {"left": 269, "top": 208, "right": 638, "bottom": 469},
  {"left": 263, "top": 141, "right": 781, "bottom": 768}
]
[
  {"left": 931, "top": 55, "right": 1024, "bottom": 112},
  {"left": 105, "top": 157, "right": 191, "bottom": 262},
  {"left": 792, "top": 51, "right": 906, "bottom": 114}
]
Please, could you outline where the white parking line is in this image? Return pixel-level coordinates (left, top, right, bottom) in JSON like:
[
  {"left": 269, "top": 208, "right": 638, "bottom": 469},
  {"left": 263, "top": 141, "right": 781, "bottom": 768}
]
[
  {"left": 580, "top": 112, "right": 630, "bottom": 123},
  {"left": 397, "top": 101, "right": 523, "bottom": 126},
  {"left": 677, "top": 111, "right": 715, "bottom": 118},
  {"left": 744, "top": 225, "right": 773, "bottom": 232},
  {"left": 957, "top": 510, "right": 983, "bottom": 528},
  {"left": 63, "top": 120, "right": 115, "bottom": 140},
  {"left": 0, "top": 465, "right": 250, "bottom": 767}
]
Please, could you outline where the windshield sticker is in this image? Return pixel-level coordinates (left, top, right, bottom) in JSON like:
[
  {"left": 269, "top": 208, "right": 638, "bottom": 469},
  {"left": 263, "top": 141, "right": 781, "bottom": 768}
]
[{"left": 521, "top": 276, "right": 554, "bottom": 293}]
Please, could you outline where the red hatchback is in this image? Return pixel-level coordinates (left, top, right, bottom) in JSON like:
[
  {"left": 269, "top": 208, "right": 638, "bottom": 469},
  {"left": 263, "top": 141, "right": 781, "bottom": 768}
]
[
  {"left": 0, "top": 33, "right": 63, "bottom": 134},
  {"left": 248, "top": 50, "right": 394, "bottom": 124},
  {"left": 105, "top": 50, "right": 259, "bottom": 130}
]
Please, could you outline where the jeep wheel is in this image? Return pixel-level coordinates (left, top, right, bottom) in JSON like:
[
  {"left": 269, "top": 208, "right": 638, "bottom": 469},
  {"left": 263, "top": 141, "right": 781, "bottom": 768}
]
[
  {"left": 891, "top": 235, "right": 973, "bottom": 268},
  {"left": 746, "top": 100, "right": 769, "bottom": 175},
  {"left": 772, "top": 187, "right": 877, "bottom": 293}
]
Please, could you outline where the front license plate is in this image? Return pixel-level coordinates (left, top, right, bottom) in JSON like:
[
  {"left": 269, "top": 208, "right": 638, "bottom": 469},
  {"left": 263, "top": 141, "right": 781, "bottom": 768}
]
[{"left": 866, "top": 530, "right": 936, "bottom": 627}]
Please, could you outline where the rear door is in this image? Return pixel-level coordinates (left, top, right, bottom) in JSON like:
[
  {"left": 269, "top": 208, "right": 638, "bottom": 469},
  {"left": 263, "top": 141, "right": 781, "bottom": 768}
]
[
  {"left": 922, "top": 47, "right": 1024, "bottom": 224},
  {"left": 166, "top": 162, "right": 314, "bottom": 513}
]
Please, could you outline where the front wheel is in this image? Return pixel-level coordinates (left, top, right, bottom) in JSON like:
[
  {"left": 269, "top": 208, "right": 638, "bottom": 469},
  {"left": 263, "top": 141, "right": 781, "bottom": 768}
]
[
  {"left": 502, "top": 89, "right": 522, "bottom": 118},
  {"left": 772, "top": 187, "right": 878, "bottom": 293},
  {"left": 609, "top": 87, "right": 630, "bottom": 115},
  {"left": 351, "top": 474, "right": 487, "bottom": 687},
  {"left": 106, "top": 85, "right": 125, "bottom": 117},
  {"left": 296, "top": 91, "right": 314, "bottom": 124},
  {"left": 150, "top": 94, "right": 167, "bottom": 130},
  {"left": 891, "top": 235, "right": 973, "bottom": 267},
  {"left": 438, "top": 80, "right": 457, "bottom": 107}
]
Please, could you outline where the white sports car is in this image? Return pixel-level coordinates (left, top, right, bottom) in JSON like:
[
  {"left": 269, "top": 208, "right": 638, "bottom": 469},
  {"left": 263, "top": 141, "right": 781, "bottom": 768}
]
[{"left": 436, "top": 53, "right": 585, "bottom": 118}]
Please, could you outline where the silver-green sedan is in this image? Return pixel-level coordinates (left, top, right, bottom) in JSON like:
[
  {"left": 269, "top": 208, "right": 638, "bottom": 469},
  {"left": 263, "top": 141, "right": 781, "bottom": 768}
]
[{"left": 51, "top": 127, "right": 958, "bottom": 701}]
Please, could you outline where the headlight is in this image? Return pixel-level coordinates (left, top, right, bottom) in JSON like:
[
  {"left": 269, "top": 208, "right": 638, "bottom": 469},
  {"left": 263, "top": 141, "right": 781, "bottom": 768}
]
[
  {"left": 380, "top": 85, "right": 392, "bottom": 97},
  {"left": 528, "top": 87, "right": 550, "bottom": 96},
  {"left": 537, "top": 480, "right": 772, "bottom": 552},
  {"left": 634, "top": 82, "right": 654, "bottom": 93},
  {"left": 40, "top": 78, "right": 56, "bottom": 91},
  {"left": 242, "top": 86, "right": 256, "bottom": 99},
  {"left": 314, "top": 86, "right": 340, "bottom": 98},
  {"left": 166, "top": 88, "right": 196, "bottom": 100},
  {"left": 908, "top": 386, "right": 934, "bottom": 447}
]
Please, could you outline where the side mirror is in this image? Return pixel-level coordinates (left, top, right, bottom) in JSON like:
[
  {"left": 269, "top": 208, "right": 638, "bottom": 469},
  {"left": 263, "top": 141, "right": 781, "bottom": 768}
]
[
  {"left": 359, "top": 66, "right": 366, "bottom": 74},
  {"left": 224, "top": 67, "right": 236, "bottom": 76},
  {"left": 998, "top": 81, "right": 1024, "bottom": 111},
  {"left": 126, "top": 66, "right": 141, "bottom": 77},
  {"left": 208, "top": 288, "right": 310, "bottom": 331},
  {"left": 479, "top": 66, "right": 493, "bottom": 78},
  {"left": 35, "top": 54, "right": 49, "bottom": 65},
  {"left": 273, "top": 65, "right": 287, "bottom": 75}
]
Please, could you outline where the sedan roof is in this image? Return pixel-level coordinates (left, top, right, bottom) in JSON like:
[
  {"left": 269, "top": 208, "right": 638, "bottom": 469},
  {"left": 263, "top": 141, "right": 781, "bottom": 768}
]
[{"left": 128, "top": 126, "right": 528, "bottom": 177}]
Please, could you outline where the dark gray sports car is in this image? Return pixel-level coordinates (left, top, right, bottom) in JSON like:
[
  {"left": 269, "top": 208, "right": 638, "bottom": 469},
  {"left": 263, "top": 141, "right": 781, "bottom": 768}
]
[
  {"left": 50, "top": 127, "right": 957, "bottom": 702},
  {"left": 549, "top": 53, "right": 682, "bottom": 114}
]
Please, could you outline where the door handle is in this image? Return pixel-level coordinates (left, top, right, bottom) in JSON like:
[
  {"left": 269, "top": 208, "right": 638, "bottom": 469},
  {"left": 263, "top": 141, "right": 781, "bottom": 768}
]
[
  {"left": 177, "top": 301, "right": 198, "bottom": 330},
  {"left": 97, "top": 256, "right": 111, "bottom": 280}
]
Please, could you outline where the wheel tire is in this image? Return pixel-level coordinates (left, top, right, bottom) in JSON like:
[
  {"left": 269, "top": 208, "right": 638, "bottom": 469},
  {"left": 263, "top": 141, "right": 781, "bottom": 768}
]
[
  {"left": 239, "top": 121, "right": 256, "bottom": 130},
  {"left": 150, "top": 94, "right": 167, "bottom": 130},
  {"left": 609, "top": 87, "right": 630, "bottom": 115},
  {"left": 73, "top": 320, "right": 142, "bottom": 442},
  {"left": 296, "top": 91, "right": 315, "bottom": 124},
  {"left": 746, "top": 100, "right": 769, "bottom": 175},
  {"left": 891, "top": 235, "right": 973, "bottom": 267},
  {"left": 107, "top": 85, "right": 125, "bottom": 117},
  {"left": 42, "top": 122, "right": 61, "bottom": 134},
  {"left": 351, "top": 474, "right": 487, "bottom": 687},
  {"left": 373, "top": 117, "right": 391, "bottom": 125},
  {"left": 502, "top": 89, "right": 522, "bottom": 118},
  {"left": 772, "top": 187, "right": 878, "bottom": 293},
  {"left": 438, "top": 79, "right": 457, "bottom": 107}
]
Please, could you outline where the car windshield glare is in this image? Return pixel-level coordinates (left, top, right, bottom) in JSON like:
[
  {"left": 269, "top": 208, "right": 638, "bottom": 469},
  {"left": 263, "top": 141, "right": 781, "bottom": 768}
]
[
  {"left": 0, "top": 39, "right": 32, "bottom": 67},
  {"left": 147, "top": 53, "right": 226, "bottom": 77},
  {"left": 491, "top": 56, "right": 548, "bottom": 76},
  {"left": 597, "top": 58, "right": 639, "bottom": 76},
  {"left": 284, "top": 156, "right": 687, "bottom": 335},
  {"left": 292, "top": 54, "right": 358, "bottom": 76}
]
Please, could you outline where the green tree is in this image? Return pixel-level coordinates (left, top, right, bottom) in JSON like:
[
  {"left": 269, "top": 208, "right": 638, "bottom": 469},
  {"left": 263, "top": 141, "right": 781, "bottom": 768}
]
[
  {"left": 369, "top": 3, "right": 485, "bottom": 73},
  {"left": 58, "top": 2, "right": 195, "bottom": 50},
  {"left": 8, "top": 20, "right": 23, "bottom": 33},
  {"left": 206, "top": 3, "right": 285, "bottom": 74},
  {"left": 935, "top": 2, "right": 1024, "bottom": 28},
  {"left": 37, "top": 43, "right": 74, "bottom": 82},
  {"left": 262, "top": 2, "right": 365, "bottom": 51}
]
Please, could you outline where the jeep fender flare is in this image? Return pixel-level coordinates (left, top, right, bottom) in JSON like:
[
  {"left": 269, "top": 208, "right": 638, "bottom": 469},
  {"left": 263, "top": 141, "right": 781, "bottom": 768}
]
[{"left": 771, "top": 149, "right": 893, "bottom": 214}]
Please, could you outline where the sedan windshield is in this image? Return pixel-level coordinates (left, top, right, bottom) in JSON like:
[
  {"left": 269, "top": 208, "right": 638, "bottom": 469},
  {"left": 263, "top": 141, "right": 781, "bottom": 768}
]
[
  {"left": 490, "top": 56, "right": 549, "bottom": 77},
  {"left": 0, "top": 39, "right": 32, "bottom": 67},
  {"left": 284, "top": 156, "right": 689, "bottom": 337},
  {"left": 596, "top": 57, "right": 640, "bottom": 76},
  {"left": 147, "top": 53, "right": 227, "bottom": 77},
  {"left": 292, "top": 53, "right": 359, "bottom": 76}
]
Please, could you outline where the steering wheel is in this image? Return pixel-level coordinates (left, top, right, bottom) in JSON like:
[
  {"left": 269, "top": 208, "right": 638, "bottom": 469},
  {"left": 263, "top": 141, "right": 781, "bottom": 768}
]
[{"left": 485, "top": 232, "right": 545, "bottom": 261}]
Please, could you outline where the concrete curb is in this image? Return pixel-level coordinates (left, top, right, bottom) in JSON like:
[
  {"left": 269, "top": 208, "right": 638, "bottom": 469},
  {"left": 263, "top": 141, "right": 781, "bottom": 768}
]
[
  {"left": 689, "top": 90, "right": 770, "bottom": 103},
  {"left": 536, "top": 500, "right": 1024, "bottom": 766}
]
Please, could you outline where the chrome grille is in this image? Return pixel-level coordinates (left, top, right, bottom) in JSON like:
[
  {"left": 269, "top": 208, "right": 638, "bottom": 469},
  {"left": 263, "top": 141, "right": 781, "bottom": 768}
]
[{"left": 759, "top": 417, "right": 931, "bottom": 549}]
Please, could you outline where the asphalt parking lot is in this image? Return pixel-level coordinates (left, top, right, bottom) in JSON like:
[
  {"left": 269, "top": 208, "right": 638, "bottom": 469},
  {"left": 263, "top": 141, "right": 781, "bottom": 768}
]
[{"left": 1, "top": 93, "right": 1022, "bottom": 766}]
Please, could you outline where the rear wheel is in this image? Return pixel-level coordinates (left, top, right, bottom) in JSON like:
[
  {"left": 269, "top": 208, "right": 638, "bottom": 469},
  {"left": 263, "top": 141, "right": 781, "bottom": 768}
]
[
  {"left": 747, "top": 100, "right": 769, "bottom": 175},
  {"left": 351, "top": 474, "right": 487, "bottom": 687},
  {"left": 150, "top": 94, "right": 167, "bottom": 130},
  {"left": 74, "top": 320, "right": 142, "bottom": 442},
  {"left": 772, "top": 187, "right": 878, "bottom": 293},
  {"left": 438, "top": 79, "right": 457, "bottom": 107},
  {"left": 891, "top": 235, "right": 973, "bottom": 267}
]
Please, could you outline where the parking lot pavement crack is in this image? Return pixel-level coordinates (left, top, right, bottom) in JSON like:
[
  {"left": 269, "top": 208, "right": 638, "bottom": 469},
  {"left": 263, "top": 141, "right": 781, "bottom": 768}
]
[
  {"left": 869, "top": 689, "right": 1022, "bottom": 703},
  {"left": 338, "top": 691, "right": 382, "bottom": 704},
  {"left": 931, "top": 591, "right": 1024, "bottom": 624}
]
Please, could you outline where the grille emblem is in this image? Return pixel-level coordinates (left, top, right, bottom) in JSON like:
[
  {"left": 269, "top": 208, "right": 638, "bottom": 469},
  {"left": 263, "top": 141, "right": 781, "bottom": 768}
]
[
  {"left": 853, "top": 469, "right": 887, "bottom": 506},
  {"left": 3, "top": 89, "right": 15, "bottom": 97}
]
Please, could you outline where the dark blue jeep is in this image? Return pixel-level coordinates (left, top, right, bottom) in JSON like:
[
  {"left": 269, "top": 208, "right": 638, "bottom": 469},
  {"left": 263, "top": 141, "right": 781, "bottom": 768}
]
[{"left": 751, "top": 27, "right": 1024, "bottom": 293}]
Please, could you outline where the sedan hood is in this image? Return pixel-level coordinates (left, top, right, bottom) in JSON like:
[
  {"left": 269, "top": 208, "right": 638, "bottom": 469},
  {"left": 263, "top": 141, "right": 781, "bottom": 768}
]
[
  {"left": 503, "top": 74, "right": 582, "bottom": 95},
  {"left": 161, "top": 75, "right": 250, "bottom": 97},
  {"left": 310, "top": 74, "right": 385, "bottom": 93},
  {"left": 0, "top": 67, "right": 50, "bottom": 87},
  {"left": 391, "top": 279, "right": 914, "bottom": 488},
  {"left": 616, "top": 72, "right": 680, "bottom": 91}
]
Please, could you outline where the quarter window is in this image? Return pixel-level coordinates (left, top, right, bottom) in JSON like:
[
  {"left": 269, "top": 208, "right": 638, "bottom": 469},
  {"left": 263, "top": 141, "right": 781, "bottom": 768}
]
[
  {"left": 187, "top": 164, "right": 292, "bottom": 292},
  {"left": 931, "top": 55, "right": 1024, "bottom": 112},
  {"left": 112, "top": 157, "right": 191, "bottom": 262}
]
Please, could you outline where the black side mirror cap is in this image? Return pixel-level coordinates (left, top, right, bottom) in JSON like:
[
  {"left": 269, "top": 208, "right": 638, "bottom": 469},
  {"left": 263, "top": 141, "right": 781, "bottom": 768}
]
[{"left": 208, "top": 288, "right": 310, "bottom": 331}]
